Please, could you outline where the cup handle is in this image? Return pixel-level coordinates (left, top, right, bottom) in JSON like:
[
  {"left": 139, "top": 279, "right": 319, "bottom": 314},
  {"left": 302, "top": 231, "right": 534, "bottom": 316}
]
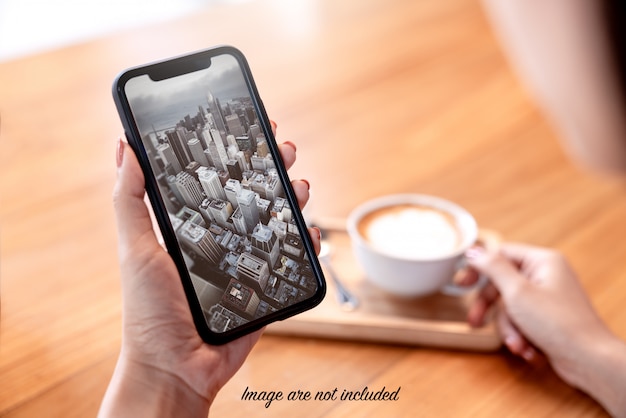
[
  {"left": 440, "top": 260, "right": 487, "bottom": 296},
  {"left": 440, "top": 229, "right": 501, "bottom": 297}
]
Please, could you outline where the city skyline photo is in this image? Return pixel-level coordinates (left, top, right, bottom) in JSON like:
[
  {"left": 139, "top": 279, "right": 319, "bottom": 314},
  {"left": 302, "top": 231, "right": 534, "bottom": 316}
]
[{"left": 124, "top": 51, "right": 320, "bottom": 335}]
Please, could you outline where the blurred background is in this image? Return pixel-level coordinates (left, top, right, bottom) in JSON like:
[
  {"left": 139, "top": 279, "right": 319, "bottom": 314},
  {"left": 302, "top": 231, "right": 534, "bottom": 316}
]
[
  {"left": 0, "top": 0, "right": 210, "bottom": 61},
  {"left": 2, "top": 0, "right": 626, "bottom": 416}
]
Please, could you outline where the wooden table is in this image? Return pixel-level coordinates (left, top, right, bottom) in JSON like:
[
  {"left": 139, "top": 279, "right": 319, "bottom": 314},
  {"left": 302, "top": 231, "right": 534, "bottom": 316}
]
[{"left": 2, "top": 0, "right": 625, "bottom": 416}]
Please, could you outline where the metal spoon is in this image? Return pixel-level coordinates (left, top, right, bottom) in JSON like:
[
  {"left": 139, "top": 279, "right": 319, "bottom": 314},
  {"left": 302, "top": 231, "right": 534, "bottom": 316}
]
[{"left": 318, "top": 240, "right": 359, "bottom": 311}]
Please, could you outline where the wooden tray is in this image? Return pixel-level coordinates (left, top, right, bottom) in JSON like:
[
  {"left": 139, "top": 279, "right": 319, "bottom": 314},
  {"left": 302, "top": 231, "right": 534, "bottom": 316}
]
[{"left": 266, "top": 221, "right": 502, "bottom": 351}]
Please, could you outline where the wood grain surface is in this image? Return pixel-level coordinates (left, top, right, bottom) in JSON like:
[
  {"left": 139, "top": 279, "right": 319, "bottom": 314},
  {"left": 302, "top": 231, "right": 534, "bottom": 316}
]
[{"left": 2, "top": 0, "right": 625, "bottom": 416}]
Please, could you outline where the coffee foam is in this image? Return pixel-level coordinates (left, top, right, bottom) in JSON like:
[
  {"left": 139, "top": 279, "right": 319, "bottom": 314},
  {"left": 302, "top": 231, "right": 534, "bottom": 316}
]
[{"left": 360, "top": 205, "right": 462, "bottom": 259}]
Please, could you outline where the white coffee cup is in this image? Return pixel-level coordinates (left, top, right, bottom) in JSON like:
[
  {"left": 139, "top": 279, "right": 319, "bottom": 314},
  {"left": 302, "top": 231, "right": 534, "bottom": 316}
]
[{"left": 346, "top": 194, "right": 478, "bottom": 298}]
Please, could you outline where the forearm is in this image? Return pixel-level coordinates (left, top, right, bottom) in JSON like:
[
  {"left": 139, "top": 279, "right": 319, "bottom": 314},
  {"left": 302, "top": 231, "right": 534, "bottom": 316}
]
[
  {"left": 575, "top": 332, "right": 626, "bottom": 417},
  {"left": 98, "top": 354, "right": 211, "bottom": 418}
]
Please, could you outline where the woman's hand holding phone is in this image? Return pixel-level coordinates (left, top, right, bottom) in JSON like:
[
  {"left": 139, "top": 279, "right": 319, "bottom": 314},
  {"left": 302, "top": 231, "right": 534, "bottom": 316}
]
[
  {"left": 113, "top": 47, "right": 326, "bottom": 344},
  {"left": 99, "top": 132, "right": 320, "bottom": 418}
]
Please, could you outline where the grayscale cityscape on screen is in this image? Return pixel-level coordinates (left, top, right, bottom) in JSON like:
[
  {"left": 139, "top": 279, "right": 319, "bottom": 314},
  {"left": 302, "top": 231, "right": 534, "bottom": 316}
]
[{"left": 125, "top": 55, "right": 318, "bottom": 333}]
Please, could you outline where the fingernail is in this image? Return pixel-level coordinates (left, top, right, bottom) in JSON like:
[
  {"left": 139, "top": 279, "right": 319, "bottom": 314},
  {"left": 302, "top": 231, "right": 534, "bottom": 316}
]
[
  {"left": 313, "top": 226, "right": 322, "bottom": 241},
  {"left": 466, "top": 246, "right": 485, "bottom": 260},
  {"left": 301, "top": 179, "right": 310, "bottom": 190},
  {"left": 467, "top": 303, "right": 485, "bottom": 327},
  {"left": 504, "top": 335, "right": 517, "bottom": 350},
  {"left": 522, "top": 347, "right": 536, "bottom": 362},
  {"left": 283, "top": 141, "right": 297, "bottom": 152},
  {"left": 270, "top": 120, "right": 278, "bottom": 131},
  {"left": 116, "top": 137, "right": 125, "bottom": 168}
]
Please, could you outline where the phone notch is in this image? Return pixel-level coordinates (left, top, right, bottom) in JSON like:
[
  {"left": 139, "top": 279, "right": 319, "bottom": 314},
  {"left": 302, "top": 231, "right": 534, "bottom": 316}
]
[{"left": 148, "top": 54, "right": 212, "bottom": 81}]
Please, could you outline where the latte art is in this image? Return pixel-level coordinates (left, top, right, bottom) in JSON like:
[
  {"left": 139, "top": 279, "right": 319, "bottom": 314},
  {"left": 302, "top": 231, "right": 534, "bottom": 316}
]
[
  {"left": 348, "top": 194, "right": 478, "bottom": 297},
  {"left": 358, "top": 205, "right": 463, "bottom": 259}
]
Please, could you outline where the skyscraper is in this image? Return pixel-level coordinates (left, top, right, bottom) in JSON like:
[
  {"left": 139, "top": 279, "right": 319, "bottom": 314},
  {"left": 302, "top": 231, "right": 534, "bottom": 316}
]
[
  {"left": 197, "top": 105, "right": 207, "bottom": 126},
  {"left": 198, "top": 198, "right": 214, "bottom": 225},
  {"left": 236, "top": 252, "right": 270, "bottom": 291},
  {"left": 202, "top": 148, "right": 215, "bottom": 168},
  {"left": 207, "top": 89, "right": 226, "bottom": 135},
  {"left": 231, "top": 207, "right": 247, "bottom": 235},
  {"left": 283, "top": 233, "right": 304, "bottom": 259},
  {"left": 249, "top": 124, "right": 261, "bottom": 142},
  {"left": 188, "top": 137, "right": 209, "bottom": 166},
  {"left": 256, "top": 138, "right": 269, "bottom": 157},
  {"left": 255, "top": 196, "right": 271, "bottom": 224},
  {"left": 166, "top": 174, "right": 184, "bottom": 207},
  {"left": 175, "top": 206, "right": 206, "bottom": 227},
  {"left": 247, "top": 109, "right": 258, "bottom": 127},
  {"left": 211, "top": 129, "right": 230, "bottom": 168},
  {"left": 205, "top": 128, "right": 229, "bottom": 171},
  {"left": 166, "top": 129, "right": 192, "bottom": 168},
  {"left": 177, "top": 221, "right": 223, "bottom": 264},
  {"left": 175, "top": 171, "right": 205, "bottom": 209},
  {"left": 185, "top": 161, "right": 201, "bottom": 177},
  {"left": 271, "top": 197, "right": 292, "bottom": 223},
  {"left": 251, "top": 223, "right": 280, "bottom": 268},
  {"left": 143, "top": 133, "right": 164, "bottom": 176},
  {"left": 226, "top": 159, "right": 243, "bottom": 181},
  {"left": 226, "top": 134, "right": 239, "bottom": 148},
  {"left": 143, "top": 133, "right": 159, "bottom": 157},
  {"left": 250, "top": 172, "right": 267, "bottom": 199},
  {"left": 217, "top": 169, "right": 230, "bottom": 187},
  {"left": 157, "top": 143, "right": 182, "bottom": 173},
  {"left": 208, "top": 200, "right": 233, "bottom": 229},
  {"left": 224, "top": 179, "right": 242, "bottom": 209},
  {"left": 268, "top": 217, "right": 288, "bottom": 240},
  {"left": 197, "top": 167, "right": 226, "bottom": 200},
  {"left": 264, "top": 170, "right": 283, "bottom": 201},
  {"left": 235, "top": 150, "right": 249, "bottom": 172},
  {"left": 237, "top": 189, "right": 259, "bottom": 233},
  {"left": 225, "top": 114, "right": 245, "bottom": 137},
  {"left": 221, "top": 279, "right": 260, "bottom": 317}
]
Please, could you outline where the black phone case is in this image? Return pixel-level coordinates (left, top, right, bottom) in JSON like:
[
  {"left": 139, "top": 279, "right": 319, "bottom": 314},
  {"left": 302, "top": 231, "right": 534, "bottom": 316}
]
[{"left": 112, "top": 46, "right": 326, "bottom": 345}]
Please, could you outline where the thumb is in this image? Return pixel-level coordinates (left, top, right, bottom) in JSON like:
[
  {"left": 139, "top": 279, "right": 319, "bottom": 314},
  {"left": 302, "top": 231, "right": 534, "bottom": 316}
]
[
  {"left": 466, "top": 247, "right": 527, "bottom": 300},
  {"left": 112, "top": 139, "right": 159, "bottom": 255}
]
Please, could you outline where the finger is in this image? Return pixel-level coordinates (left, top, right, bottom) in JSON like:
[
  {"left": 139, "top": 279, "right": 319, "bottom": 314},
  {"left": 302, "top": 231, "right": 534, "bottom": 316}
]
[
  {"left": 467, "top": 281, "right": 499, "bottom": 326},
  {"left": 454, "top": 266, "right": 480, "bottom": 286},
  {"left": 477, "top": 280, "right": 500, "bottom": 306},
  {"left": 466, "top": 246, "right": 528, "bottom": 300},
  {"left": 458, "top": 245, "right": 488, "bottom": 286},
  {"left": 309, "top": 227, "right": 321, "bottom": 255},
  {"left": 497, "top": 308, "right": 528, "bottom": 356},
  {"left": 279, "top": 142, "right": 297, "bottom": 170},
  {"left": 467, "top": 296, "right": 488, "bottom": 328},
  {"left": 498, "top": 242, "right": 554, "bottom": 267},
  {"left": 114, "top": 139, "right": 144, "bottom": 201},
  {"left": 496, "top": 306, "right": 545, "bottom": 365},
  {"left": 112, "top": 139, "right": 159, "bottom": 255},
  {"left": 292, "top": 179, "right": 310, "bottom": 209},
  {"left": 270, "top": 119, "right": 277, "bottom": 136}
]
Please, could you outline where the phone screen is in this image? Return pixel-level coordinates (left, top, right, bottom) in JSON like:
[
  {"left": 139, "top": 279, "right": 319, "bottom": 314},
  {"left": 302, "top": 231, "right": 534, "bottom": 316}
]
[{"left": 113, "top": 47, "right": 325, "bottom": 344}]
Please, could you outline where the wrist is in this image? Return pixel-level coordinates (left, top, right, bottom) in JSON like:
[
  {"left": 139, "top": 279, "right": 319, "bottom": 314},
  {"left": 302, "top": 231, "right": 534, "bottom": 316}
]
[{"left": 98, "top": 352, "right": 211, "bottom": 418}]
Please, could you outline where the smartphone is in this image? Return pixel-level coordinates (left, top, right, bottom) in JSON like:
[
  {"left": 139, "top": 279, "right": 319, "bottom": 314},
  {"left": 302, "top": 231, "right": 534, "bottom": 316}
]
[{"left": 112, "top": 46, "right": 326, "bottom": 345}]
